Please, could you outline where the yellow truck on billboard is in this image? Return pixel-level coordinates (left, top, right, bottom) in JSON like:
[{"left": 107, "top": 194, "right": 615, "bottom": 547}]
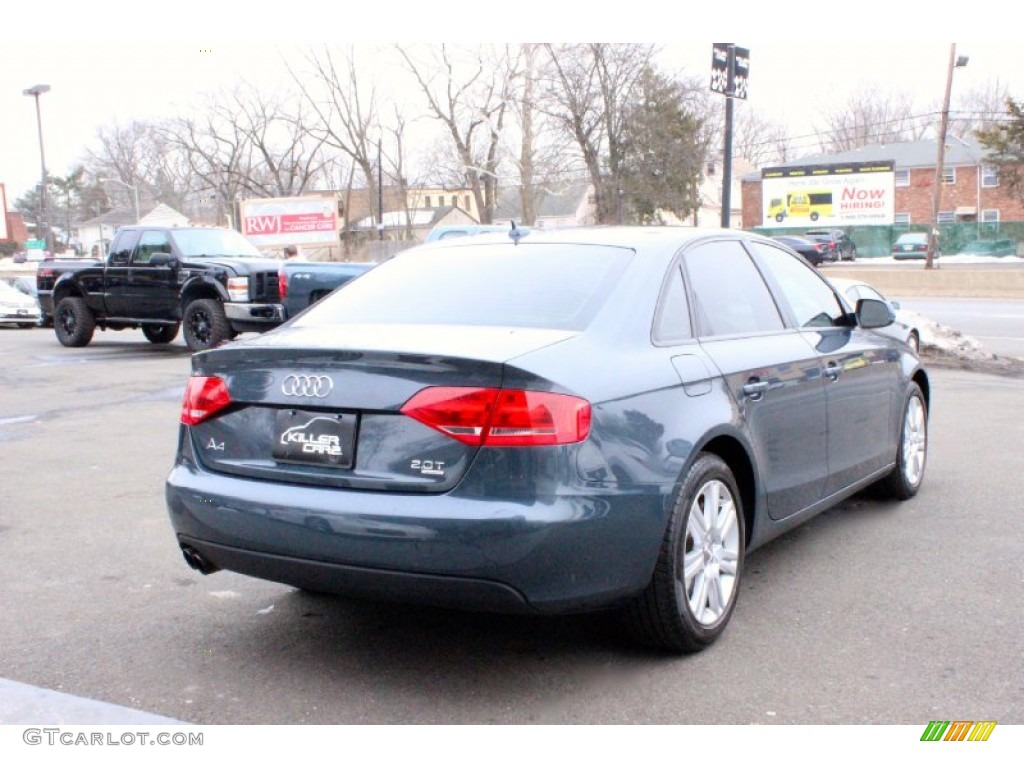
[{"left": 768, "top": 190, "right": 833, "bottom": 222}]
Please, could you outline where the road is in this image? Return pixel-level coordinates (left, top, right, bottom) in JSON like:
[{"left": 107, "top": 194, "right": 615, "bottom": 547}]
[
  {"left": 0, "top": 325, "right": 1022, "bottom": 728},
  {"left": 892, "top": 296, "right": 1024, "bottom": 360}
]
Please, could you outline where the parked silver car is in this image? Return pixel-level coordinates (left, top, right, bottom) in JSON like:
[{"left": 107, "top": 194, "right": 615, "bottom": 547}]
[{"left": 828, "top": 277, "right": 920, "bottom": 352}]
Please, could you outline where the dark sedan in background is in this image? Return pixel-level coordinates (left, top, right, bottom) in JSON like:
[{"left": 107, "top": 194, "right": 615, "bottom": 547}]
[
  {"left": 166, "top": 227, "right": 929, "bottom": 653},
  {"left": 771, "top": 235, "right": 833, "bottom": 267},
  {"left": 805, "top": 228, "right": 858, "bottom": 261}
]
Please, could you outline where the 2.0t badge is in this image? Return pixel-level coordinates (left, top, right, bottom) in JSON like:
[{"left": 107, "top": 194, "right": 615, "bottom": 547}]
[{"left": 281, "top": 374, "right": 333, "bottom": 398}]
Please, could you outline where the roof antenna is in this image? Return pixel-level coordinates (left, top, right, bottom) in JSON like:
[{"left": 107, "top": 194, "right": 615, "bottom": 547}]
[{"left": 509, "top": 220, "right": 523, "bottom": 246}]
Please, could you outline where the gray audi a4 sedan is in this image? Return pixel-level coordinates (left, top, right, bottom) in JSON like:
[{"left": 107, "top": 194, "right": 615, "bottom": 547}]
[{"left": 166, "top": 226, "right": 929, "bottom": 653}]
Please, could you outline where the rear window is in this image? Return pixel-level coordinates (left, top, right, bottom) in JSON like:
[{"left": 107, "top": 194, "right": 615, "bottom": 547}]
[{"left": 294, "top": 242, "right": 633, "bottom": 331}]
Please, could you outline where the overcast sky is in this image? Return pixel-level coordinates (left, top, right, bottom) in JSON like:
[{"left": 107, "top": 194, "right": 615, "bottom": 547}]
[{"left": 2, "top": 2, "right": 1019, "bottom": 207}]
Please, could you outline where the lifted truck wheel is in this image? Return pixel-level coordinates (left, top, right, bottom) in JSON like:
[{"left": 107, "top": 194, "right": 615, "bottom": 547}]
[
  {"left": 142, "top": 323, "right": 180, "bottom": 344},
  {"left": 54, "top": 296, "right": 96, "bottom": 347},
  {"left": 182, "top": 299, "right": 231, "bottom": 352}
]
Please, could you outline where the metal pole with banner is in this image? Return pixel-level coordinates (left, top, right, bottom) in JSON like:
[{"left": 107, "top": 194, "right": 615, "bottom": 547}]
[{"left": 711, "top": 44, "right": 749, "bottom": 228}]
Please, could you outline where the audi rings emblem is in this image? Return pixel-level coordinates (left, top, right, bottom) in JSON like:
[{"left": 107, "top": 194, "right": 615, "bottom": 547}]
[{"left": 281, "top": 374, "right": 334, "bottom": 398}]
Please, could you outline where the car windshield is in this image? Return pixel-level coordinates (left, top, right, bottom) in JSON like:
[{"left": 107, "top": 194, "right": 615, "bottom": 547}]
[
  {"left": 296, "top": 242, "right": 633, "bottom": 331},
  {"left": 170, "top": 229, "right": 262, "bottom": 258}
]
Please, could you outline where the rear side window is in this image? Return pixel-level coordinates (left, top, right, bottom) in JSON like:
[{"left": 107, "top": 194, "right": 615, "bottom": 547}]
[
  {"left": 108, "top": 230, "right": 141, "bottom": 266},
  {"left": 297, "top": 243, "right": 633, "bottom": 331},
  {"left": 683, "top": 240, "right": 784, "bottom": 337}
]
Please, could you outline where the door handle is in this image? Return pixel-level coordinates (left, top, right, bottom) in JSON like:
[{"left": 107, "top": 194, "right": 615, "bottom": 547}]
[
  {"left": 824, "top": 362, "right": 841, "bottom": 381},
  {"left": 742, "top": 380, "right": 769, "bottom": 400}
]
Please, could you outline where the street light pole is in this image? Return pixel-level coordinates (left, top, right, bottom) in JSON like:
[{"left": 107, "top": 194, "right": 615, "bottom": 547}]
[
  {"left": 926, "top": 44, "right": 968, "bottom": 270},
  {"left": 100, "top": 177, "right": 141, "bottom": 223},
  {"left": 23, "top": 84, "right": 51, "bottom": 251}
]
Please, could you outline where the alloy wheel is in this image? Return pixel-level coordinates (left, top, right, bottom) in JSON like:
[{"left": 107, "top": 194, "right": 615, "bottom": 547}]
[
  {"left": 902, "top": 395, "right": 927, "bottom": 488},
  {"left": 679, "top": 479, "right": 741, "bottom": 627}
]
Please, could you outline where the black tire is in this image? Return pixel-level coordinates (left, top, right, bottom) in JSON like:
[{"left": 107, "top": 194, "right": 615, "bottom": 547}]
[
  {"left": 142, "top": 323, "right": 180, "bottom": 344},
  {"left": 848, "top": 245, "right": 858, "bottom": 262},
  {"left": 775, "top": 214, "right": 784, "bottom": 223},
  {"left": 623, "top": 453, "right": 745, "bottom": 653},
  {"left": 182, "top": 299, "right": 231, "bottom": 352},
  {"left": 810, "top": 212, "right": 819, "bottom": 222},
  {"left": 873, "top": 383, "right": 927, "bottom": 500},
  {"left": 54, "top": 296, "right": 96, "bottom": 347},
  {"left": 907, "top": 330, "right": 920, "bottom": 354}
]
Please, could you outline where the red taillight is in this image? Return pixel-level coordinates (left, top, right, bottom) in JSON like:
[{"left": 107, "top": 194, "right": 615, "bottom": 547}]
[
  {"left": 815, "top": 243, "right": 827, "bottom": 253},
  {"left": 278, "top": 269, "right": 288, "bottom": 300},
  {"left": 400, "top": 387, "right": 591, "bottom": 447},
  {"left": 181, "top": 376, "right": 232, "bottom": 426}
]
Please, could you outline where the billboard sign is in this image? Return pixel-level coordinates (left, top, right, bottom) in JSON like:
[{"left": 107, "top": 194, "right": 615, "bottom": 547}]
[
  {"left": 761, "top": 161, "right": 895, "bottom": 228},
  {"left": 240, "top": 196, "right": 339, "bottom": 248}
]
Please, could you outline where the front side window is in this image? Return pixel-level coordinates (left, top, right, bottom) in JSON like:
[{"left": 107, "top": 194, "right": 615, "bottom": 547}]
[
  {"left": 133, "top": 231, "right": 172, "bottom": 264},
  {"left": 683, "top": 240, "right": 784, "bottom": 337},
  {"left": 747, "top": 241, "right": 846, "bottom": 329}
]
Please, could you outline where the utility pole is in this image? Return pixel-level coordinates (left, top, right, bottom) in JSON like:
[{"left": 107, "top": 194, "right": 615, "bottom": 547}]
[
  {"left": 926, "top": 44, "right": 969, "bottom": 270},
  {"left": 377, "top": 138, "right": 384, "bottom": 241}
]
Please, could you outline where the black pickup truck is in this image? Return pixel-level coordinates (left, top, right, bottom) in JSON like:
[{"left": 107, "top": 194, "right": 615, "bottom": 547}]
[{"left": 37, "top": 226, "right": 287, "bottom": 352}]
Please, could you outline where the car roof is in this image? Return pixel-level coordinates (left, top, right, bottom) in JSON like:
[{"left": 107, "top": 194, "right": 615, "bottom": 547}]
[{"left": 416, "top": 225, "right": 774, "bottom": 254}]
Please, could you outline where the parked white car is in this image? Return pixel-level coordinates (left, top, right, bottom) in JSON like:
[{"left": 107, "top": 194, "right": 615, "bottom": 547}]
[{"left": 0, "top": 280, "right": 43, "bottom": 328}]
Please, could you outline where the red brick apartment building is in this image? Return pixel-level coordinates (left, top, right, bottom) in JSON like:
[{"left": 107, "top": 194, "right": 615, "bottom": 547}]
[{"left": 741, "top": 138, "right": 1024, "bottom": 231}]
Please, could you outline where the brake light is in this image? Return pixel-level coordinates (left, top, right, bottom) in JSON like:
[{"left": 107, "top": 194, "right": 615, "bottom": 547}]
[
  {"left": 181, "top": 376, "right": 232, "bottom": 426},
  {"left": 401, "top": 387, "right": 591, "bottom": 447},
  {"left": 278, "top": 269, "right": 288, "bottom": 300}
]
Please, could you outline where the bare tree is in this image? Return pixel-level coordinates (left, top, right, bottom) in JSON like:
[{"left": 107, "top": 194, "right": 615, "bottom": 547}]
[
  {"left": 814, "top": 88, "right": 921, "bottom": 152},
  {"left": 291, "top": 46, "right": 388, "bottom": 229},
  {"left": 952, "top": 78, "right": 1013, "bottom": 137},
  {"left": 540, "top": 43, "right": 656, "bottom": 223},
  {"left": 158, "top": 83, "right": 330, "bottom": 225},
  {"left": 732, "top": 107, "right": 793, "bottom": 168},
  {"left": 396, "top": 43, "right": 513, "bottom": 224}
]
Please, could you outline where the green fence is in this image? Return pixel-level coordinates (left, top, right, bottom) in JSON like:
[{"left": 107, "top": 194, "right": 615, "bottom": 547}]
[{"left": 753, "top": 222, "right": 1024, "bottom": 258}]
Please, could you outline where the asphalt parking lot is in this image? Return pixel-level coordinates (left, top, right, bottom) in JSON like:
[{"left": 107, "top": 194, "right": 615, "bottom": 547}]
[{"left": 1, "top": 325, "right": 1022, "bottom": 726}]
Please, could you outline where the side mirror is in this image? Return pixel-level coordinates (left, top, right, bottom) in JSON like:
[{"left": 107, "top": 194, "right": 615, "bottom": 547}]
[
  {"left": 150, "top": 252, "right": 180, "bottom": 270},
  {"left": 857, "top": 298, "right": 895, "bottom": 329}
]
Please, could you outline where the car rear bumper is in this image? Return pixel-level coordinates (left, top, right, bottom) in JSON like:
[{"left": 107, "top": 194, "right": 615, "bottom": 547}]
[{"left": 165, "top": 460, "right": 668, "bottom": 614}]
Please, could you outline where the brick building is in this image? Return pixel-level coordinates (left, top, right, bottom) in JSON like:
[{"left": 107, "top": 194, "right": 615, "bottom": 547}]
[{"left": 741, "top": 138, "right": 1024, "bottom": 235}]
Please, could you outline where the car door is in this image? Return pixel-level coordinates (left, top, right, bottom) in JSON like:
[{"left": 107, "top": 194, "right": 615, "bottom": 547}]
[
  {"left": 102, "top": 229, "right": 141, "bottom": 316},
  {"left": 682, "top": 238, "right": 829, "bottom": 520},
  {"left": 748, "top": 241, "right": 899, "bottom": 495},
  {"left": 127, "top": 230, "right": 179, "bottom": 320}
]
